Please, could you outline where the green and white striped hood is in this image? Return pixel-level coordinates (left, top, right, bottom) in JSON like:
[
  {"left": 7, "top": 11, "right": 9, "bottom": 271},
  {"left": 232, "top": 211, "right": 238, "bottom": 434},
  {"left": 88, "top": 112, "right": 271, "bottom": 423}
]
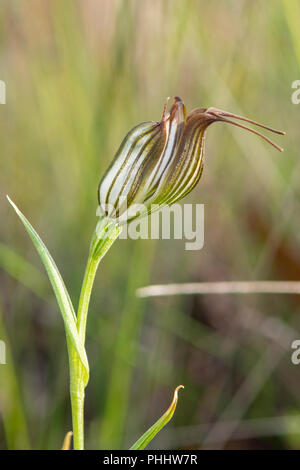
[{"left": 98, "top": 96, "right": 284, "bottom": 224}]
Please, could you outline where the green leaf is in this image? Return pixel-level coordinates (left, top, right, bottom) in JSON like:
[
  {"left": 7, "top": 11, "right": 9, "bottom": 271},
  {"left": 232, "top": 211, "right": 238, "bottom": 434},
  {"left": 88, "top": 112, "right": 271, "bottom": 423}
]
[
  {"left": 130, "top": 385, "right": 184, "bottom": 450},
  {"left": 7, "top": 196, "right": 89, "bottom": 383}
]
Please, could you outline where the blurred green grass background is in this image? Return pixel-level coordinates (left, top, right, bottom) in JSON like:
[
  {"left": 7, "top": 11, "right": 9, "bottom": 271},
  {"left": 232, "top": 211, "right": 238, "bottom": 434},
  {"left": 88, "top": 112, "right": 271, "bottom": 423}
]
[{"left": 1, "top": 0, "right": 300, "bottom": 449}]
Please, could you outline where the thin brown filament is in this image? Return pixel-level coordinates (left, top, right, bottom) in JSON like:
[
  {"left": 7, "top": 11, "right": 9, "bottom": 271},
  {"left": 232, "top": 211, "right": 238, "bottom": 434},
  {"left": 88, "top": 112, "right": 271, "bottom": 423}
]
[
  {"left": 214, "top": 109, "right": 286, "bottom": 135},
  {"left": 208, "top": 111, "right": 284, "bottom": 152}
]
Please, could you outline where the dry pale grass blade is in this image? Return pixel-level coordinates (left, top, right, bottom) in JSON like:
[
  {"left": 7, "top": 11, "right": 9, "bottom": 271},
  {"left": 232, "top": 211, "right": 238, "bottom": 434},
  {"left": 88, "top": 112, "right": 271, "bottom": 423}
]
[
  {"left": 61, "top": 431, "right": 73, "bottom": 450},
  {"left": 136, "top": 281, "right": 300, "bottom": 298}
]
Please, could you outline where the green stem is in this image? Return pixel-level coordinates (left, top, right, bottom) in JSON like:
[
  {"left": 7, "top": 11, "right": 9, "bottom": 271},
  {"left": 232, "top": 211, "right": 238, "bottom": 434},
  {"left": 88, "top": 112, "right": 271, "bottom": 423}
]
[
  {"left": 69, "top": 341, "right": 85, "bottom": 450},
  {"left": 77, "top": 254, "right": 100, "bottom": 343},
  {"left": 69, "top": 216, "right": 121, "bottom": 450}
]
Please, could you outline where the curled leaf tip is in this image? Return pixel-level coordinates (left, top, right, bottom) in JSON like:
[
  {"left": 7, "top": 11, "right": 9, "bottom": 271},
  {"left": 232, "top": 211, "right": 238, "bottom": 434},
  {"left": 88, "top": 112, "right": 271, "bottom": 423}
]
[
  {"left": 168, "top": 385, "right": 184, "bottom": 415},
  {"left": 175, "top": 384, "right": 184, "bottom": 393},
  {"left": 129, "top": 384, "right": 184, "bottom": 450}
]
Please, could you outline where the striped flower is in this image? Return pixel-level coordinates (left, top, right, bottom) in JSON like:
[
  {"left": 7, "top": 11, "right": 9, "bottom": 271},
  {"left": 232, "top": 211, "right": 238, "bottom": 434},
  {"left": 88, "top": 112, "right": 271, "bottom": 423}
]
[{"left": 98, "top": 96, "right": 284, "bottom": 223}]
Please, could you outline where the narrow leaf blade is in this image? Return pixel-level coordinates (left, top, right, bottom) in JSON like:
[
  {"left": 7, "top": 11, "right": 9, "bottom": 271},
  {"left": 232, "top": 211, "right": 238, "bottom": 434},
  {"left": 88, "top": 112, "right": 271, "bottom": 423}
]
[
  {"left": 7, "top": 196, "right": 89, "bottom": 381},
  {"left": 130, "top": 385, "right": 184, "bottom": 450}
]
